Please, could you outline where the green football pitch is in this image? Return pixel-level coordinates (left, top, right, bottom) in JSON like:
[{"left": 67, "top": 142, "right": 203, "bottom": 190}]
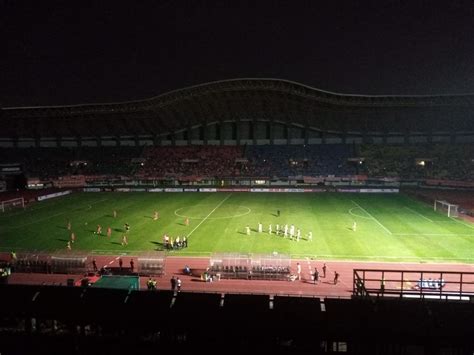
[{"left": 1, "top": 192, "right": 474, "bottom": 262}]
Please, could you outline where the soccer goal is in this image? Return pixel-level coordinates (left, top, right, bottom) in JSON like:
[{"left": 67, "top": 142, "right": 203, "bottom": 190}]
[
  {"left": 434, "top": 200, "right": 459, "bottom": 218},
  {"left": 0, "top": 197, "right": 25, "bottom": 213}
]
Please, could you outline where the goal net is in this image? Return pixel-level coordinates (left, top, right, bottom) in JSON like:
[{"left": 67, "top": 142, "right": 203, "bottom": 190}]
[
  {"left": 434, "top": 200, "right": 459, "bottom": 218},
  {"left": 0, "top": 197, "right": 25, "bottom": 213}
]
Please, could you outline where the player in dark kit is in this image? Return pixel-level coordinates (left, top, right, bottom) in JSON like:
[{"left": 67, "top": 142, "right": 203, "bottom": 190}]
[{"left": 277, "top": 209, "right": 280, "bottom": 217}]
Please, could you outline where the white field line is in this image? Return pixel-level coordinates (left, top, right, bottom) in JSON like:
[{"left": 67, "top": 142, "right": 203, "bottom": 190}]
[
  {"left": 348, "top": 207, "right": 372, "bottom": 220},
  {"left": 102, "top": 256, "right": 123, "bottom": 269},
  {"left": 291, "top": 253, "right": 474, "bottom": 262},
  {"left": 3, "top": 246, "right": 471, "bottom": 262},
  {"left": 449, "top": 217, "right": 474, "bottom": 230},
  {"left": 79, "top": 198, "right": 109, "bottom": 210},
  {"left": 3, "top": 198, "right": 109, "bottom": 230},
  {"left": 186, "top": 194, "right": 232, "bottom": 238},
  {"left": 404, "top": 207, "right": 433, "bottom": 222},
  {"left": 174, "top": 206, "right": 251, "bottom": 220},
  {"left": 8, "top": 211, "right": 68, "bottom": 230},
  {"left": 351, "top": 200, "right": 392, "bottom": 235},
  {"left": 0, "top": 196, "right": 67, "bottom": 218}
]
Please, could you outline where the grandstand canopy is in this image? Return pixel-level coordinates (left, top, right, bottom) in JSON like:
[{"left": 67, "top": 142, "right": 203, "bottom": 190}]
[{"left": 2, "top": 78, "right": 474, "bottom": 139}]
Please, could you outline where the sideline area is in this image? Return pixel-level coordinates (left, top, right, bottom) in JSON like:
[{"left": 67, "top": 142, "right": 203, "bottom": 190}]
[{"left": 3, "top": 252, "right": 474, "bottom": 299}]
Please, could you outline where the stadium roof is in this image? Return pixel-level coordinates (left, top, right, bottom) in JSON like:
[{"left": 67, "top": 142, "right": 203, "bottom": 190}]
[{"left": 2, "top": 78, "right": 474, "bottom": 137}]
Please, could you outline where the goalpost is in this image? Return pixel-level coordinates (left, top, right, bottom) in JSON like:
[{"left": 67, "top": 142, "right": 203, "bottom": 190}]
[
  {"left": 434, "top": 200, "right": 459, "bottom": 218},
  {"left": 0, "top": 197, "right": 25, "bottom": 213}
]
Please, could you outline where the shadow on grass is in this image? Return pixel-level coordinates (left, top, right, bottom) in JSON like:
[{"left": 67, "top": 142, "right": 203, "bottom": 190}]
[
  {"left": 56, "top": 238, "right": 69, "bottom": 242},
  {"left": 110, "top": 242, "right": 122, "bottom": 245},
  {"left": 150, "top": 241, "right": 165, "bottom": 251},
  {"left": 114, "top": 228, "right": 123, "bottom": 233},
  {"left": 143, "top": 216, "right": 153, "bottom": 219}
]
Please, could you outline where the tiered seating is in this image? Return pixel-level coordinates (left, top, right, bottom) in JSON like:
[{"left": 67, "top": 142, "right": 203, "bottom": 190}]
[
  {"left": 3, "top": 143, "right": 473, "bottom": 181},
  {"left": 0, "top": 148, "right": 73, "bottom": 178},
  {"left": 0, "top": 146, "right": 142, "bottom": 178},
  {"left": 138, "top": 145, "right": 244, "bottom": 179},
  {"left": 74, "top": 146, "right": 143, "bottom": 176},
  {"left": 245, "top": 144, "right": 356, "bottom": 177},
  {"left": 359, "top": 144, "right": 474, "bottom": 180}
]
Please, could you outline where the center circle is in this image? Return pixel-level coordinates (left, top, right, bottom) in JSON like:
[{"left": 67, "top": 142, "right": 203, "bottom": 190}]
[
  {"left": 348, "top": 207, "right": 372, "bottom": 219},
  {"left": 174, "top": 204, "right": 251, "bottom": 220}
]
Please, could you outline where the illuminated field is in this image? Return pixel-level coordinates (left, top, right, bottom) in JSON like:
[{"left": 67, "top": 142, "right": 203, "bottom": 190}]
[{"left": 1, "top": 192, "right": 473, "bottom": 262}]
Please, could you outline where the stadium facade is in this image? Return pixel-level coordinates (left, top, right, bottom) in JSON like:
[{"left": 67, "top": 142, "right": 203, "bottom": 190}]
[
  {"left": 2, "top": 78, "right": 474, "bottom": 147},
  {"left": 2, "top": 80, "right": 474, "bottom": 354}
]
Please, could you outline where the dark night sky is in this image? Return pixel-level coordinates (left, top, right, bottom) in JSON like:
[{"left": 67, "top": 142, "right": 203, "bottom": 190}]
[{"left": 2, "top": 0, "right": 474, "bottom": 107}]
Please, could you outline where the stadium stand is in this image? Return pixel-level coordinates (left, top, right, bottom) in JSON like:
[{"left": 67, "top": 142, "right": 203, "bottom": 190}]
[
  {"left": 138, "top": 145, "right": 244, "bottom": 179},
  {"left": 2, "top": 79, "right": 474, "bottom": 354},
  {"left": 245, "top": 144, "right": 356, "bottom": 177},
  {"left": 0, "top": 147, "right": 73, "bottom": 179},
  {"left": 359, "top": 144, "right": 474, "bottom": 180},
  {"left": 0, "top": 146, "right": 142, "bottom": 179},
  {"left": 3, "top": 142, "right": 474, "bottom": 182}
]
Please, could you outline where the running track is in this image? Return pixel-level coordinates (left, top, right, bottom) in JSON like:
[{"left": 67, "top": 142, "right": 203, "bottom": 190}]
[{"left": 3, "top": 253, "right": 474, "bottom": 298}]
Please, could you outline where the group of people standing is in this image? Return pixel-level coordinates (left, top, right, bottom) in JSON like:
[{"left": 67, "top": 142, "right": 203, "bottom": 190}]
[
  {"left": 295, "top": 262, "right": 340, "bottom": 285},
  {"left": 314, "top": 264, "right": 340, "bottom": 285},
  {"left": 144, "top": 276, "right": 184, "bottom": 292},
  {"left": 170, "top": 275, "right": 182, "bottom": 292},
  {"left": 163, "top": 234, "right": 188, "bottom": 250},
  {"left": 246, "top": 222, "right": 313, "bottom": 242},
  {"left": 64, "top": 211, "right": 132, "bottom": 250}
]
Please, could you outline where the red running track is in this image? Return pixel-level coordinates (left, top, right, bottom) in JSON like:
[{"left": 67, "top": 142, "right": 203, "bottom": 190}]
[{"left": 3, "top": 252, "right": 474, "bottom": 298}]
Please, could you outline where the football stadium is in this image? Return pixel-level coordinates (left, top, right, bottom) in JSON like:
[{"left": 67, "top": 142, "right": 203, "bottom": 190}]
[{"left": 1, "top": 78, "right": 474, "bottom": 353}]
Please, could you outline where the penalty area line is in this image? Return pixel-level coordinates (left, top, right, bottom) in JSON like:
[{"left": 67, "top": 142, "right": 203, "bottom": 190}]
[
  {"left": 351, "top": 200, "right": 392, "bottom": 235},
  {"left": 449, "top": 217, "right": 474, "bottom": 230},
  {"left": 404, "top": 207, "right": 433, "bottom": 222}
]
